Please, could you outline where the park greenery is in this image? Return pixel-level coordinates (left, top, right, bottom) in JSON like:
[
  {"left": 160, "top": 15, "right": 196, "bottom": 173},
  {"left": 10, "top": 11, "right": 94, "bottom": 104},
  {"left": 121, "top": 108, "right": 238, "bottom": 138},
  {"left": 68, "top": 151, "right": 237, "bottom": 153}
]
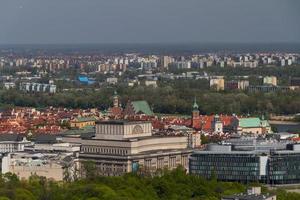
[
  {"left": 0, "top": 167, "right": 299, "bottom": 200},
  {"left": 1, "top": 65, "right": 300, "bottom": 115},
  {"left": 1, "top": 83, "right": 300, "bottom": 116}
]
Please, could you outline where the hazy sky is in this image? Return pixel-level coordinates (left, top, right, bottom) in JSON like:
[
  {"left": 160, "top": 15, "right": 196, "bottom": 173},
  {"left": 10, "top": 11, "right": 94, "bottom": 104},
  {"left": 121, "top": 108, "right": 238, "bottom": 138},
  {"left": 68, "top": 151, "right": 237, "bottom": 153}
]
[{"left": 0, "top": 0, "right": 299, "bottom": 44}]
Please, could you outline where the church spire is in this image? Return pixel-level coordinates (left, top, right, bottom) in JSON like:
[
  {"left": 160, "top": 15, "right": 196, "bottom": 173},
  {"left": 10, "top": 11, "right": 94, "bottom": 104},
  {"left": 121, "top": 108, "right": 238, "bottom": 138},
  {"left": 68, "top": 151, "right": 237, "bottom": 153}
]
[
  {"left": 192, "top": 97, "right": 199, "bottom": 110},
  {"left": 191, "top": 97, "right": 200, "bottom": 129}
]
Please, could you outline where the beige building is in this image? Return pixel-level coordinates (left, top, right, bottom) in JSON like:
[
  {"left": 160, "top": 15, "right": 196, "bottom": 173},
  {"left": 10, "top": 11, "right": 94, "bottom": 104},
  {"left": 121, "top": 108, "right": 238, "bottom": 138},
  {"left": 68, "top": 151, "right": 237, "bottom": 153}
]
[
  {"left": 160, "top": 56, "right": 174, "bottom": 69},
  {"left": 2, "top": 152, "right": 77, "bottom": 181},
  {"left": 67, "top": 121, "right": 195, "bottom": 176},
  {"left": 210, "top": 77, "right": 225, "bottom": 91},
  {"left": 263, "top": 76, "right": 277, "bottom": 86},
  {"left": 70, "top": 117, "right": 96, "bottom": 129},
  {"left": 144, "top": 80, "right": 157, "bottom": 88}
]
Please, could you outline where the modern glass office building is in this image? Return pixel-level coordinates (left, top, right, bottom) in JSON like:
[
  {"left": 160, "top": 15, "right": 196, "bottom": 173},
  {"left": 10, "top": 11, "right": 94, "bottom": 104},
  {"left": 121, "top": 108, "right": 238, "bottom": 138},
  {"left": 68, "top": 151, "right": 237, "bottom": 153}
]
[
  {"left": 268, "top": 151, "right": 300, "bottom": 184},
  {"left": 190, "top": 151, "right": 267, "bottom": 183},
  {"left": 190, "top": 139, "right": 300, "bottom": 184}
]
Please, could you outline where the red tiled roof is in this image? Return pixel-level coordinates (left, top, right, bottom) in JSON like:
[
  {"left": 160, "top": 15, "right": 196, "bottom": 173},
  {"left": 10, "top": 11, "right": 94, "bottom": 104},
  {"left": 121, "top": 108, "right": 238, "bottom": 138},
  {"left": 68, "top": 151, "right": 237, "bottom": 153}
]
[{"left": 292, "top": 137, "right": 300, "bottom": 142}]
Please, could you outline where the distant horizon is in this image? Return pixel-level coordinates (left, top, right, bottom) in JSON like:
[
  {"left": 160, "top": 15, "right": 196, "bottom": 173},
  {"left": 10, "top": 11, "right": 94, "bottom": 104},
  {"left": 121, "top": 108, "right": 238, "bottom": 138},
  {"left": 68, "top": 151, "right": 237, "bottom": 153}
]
[
  {"left": 1, "top": 42, "right": 300, "bottom": 54},
  {"left": 1, "top": 41, "right": 300, "bottom": 45}
]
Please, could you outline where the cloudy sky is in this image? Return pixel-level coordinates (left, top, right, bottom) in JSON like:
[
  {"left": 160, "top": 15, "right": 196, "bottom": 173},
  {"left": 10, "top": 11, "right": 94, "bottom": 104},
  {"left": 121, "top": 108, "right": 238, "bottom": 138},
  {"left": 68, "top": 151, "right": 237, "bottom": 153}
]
[{"left": 0, "top": 0, "right": 299, "bottom": 44}]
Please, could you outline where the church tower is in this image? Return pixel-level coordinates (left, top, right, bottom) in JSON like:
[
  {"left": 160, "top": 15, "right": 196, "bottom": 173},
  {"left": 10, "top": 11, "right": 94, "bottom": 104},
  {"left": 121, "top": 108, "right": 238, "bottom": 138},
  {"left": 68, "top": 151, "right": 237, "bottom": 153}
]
[
  {"left": 108, "top": 91, "right": 123, "bottom": 117},
  {"left": 191, "top": 97, "right": 201, "bottom": 129},
  {"left": 213, "top": 114, "right": 223, "bottom": 133},
  {"left": 113, "top": 91, "right": 120, "bottom": 108}
]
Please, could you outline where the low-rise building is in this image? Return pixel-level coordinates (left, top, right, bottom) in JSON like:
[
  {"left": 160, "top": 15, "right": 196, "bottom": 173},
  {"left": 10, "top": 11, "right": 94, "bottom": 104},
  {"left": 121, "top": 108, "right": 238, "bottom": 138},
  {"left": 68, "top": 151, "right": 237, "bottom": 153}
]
[
  {"left": 144, "top": 80, "right": 157, "bottom": 88},
  {"left": 106, "top": 77, "right": 118, "bottom": 85},
  {"left": 32, "top": 135, "right": 81, "bottom": 152},
  {"left": 263, "top": 76, "right": 277, "bottom": 86},
  {"left": 70, "top": 117, "right": 96, "bottom": 129},
  {"left": 225, "top": 80, "right": 249, "bottom": 90},
  {"left": 0, "top": 134, "right": 31, "bottom": 153},
  {"left": 222, "top": 187, "right": 276, "bottom": 200},
  {"left": 63, "top": 120, "right": 195, "bottom": 176},
  {"left": 3, "top": 82, "right": 16, "bottom": 90},
  {"left": 210, "top": 78, "right": 225, "bottom": 91},
  {"left": 248, "top": 85, "right": 292, "bottom": 93},
  {"left": 2, "top": 152, "right": 78, "bottom": 181},
  {"left": 231, "top": 117, "right": 272, "bottom": 135}
]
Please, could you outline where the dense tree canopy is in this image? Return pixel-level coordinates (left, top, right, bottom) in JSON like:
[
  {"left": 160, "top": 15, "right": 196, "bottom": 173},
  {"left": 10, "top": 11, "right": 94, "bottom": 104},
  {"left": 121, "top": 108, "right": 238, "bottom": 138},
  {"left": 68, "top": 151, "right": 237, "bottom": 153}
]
[
  {"left": 0, "top": 168, "right": 298, "bottom": 200},
  {"left": 1, "top": 65, "right": 300, "bottom": 115},
  {"left": 1, "top": 83, "right": 300, "bottom": 115}
]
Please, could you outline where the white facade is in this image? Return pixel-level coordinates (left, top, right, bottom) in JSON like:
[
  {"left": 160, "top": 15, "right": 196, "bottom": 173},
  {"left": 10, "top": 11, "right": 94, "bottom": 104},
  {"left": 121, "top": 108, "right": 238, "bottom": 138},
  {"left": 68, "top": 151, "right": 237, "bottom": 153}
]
[
  {"left": 95, "top": 121, "right": 152, "bottom": 140},
  {"left": 0, "top": 138, "right": 31, "bottom": 153},
  {"left": 2, "top": 152, "right": 77, "bottom": 181},
  {"left": 106, "top": 77, "right": 118, "bottom": 85},
  {"left": 144, "top": 80, "right": 157, "bottom": 88},
  {"left": 33, "top": 142, "right": 80, "bottom": 152},
  {"left": 3, "top": 82, "right": 16, "bottom": 89},
  {"left": 263, "top": 76, "right": 277, "bottom": 86},
  {"left": 19, "top": 82, "right": 56, "bottom": 93}
]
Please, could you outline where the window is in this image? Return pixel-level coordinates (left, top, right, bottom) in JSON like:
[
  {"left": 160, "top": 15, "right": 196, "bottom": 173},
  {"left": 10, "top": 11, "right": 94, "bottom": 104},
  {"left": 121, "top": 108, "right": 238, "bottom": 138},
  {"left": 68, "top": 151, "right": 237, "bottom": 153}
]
[
  {"left": 145, "top": 159, "right": 152, "bottom": 169},
  {"left": 157, "top": 158, "right": 164, "bottom": 169},
  {"left": 170, "top": 157, "right": 176, "bottom": 168}
]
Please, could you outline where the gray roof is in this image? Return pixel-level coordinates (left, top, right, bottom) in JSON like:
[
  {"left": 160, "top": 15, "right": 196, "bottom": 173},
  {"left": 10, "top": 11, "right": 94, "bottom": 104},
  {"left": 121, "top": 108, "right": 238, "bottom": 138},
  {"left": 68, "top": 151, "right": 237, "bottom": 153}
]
[
  {"left": 80, "top": 132, "right": 95, "bottom": 139},
  {"left": 96, "top": 120, "right": 151, "bottom": 125},
  {"left": 34, "top": 135, "right": 58, "bottom": 144},
  {"left": 223, "top": 194, "right": 275, "bottom": 200},
  {"left": 0, "top": 134, "right": 24, "bottom": 142},
  {"left": 193, "top": 149, "right": 300, "bottom": 155}
]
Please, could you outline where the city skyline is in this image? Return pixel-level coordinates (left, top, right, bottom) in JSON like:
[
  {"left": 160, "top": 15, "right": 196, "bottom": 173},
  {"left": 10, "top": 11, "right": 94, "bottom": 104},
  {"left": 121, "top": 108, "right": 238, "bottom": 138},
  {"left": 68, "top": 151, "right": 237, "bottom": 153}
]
[{"left": 0, "top": 1, "right": 300, "bottom": 199}]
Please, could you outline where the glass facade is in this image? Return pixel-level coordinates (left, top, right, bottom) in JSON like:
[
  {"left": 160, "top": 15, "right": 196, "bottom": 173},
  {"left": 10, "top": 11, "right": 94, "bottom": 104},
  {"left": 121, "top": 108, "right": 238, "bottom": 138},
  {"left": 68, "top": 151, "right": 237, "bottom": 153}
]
[
  {"left": 190, "top": 151, "right": 300, "bottom": 184},
  {"left": 190, "top": 153, "right": 262, "bottom": 183},
  {"left": 268, "top": 153, "right": 300, "bottom": 184}
]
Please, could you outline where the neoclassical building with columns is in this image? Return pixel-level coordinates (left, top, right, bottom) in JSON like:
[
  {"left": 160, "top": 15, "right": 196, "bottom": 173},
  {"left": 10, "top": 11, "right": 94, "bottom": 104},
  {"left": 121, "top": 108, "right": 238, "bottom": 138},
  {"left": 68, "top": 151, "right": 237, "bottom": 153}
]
[{"left": 69, "top": 120, "right": 196, "bottom": 176}]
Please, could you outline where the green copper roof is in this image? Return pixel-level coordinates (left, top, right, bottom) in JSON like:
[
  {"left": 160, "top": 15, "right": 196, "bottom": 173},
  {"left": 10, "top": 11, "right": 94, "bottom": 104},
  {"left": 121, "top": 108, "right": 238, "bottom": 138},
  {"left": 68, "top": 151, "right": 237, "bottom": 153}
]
[
  {"left": 261, "top": 120, "right": 270, "bottom": 127},
  {"left": 238, "top": 118, "right": 261, "bottom": 128},
  {"left": 192, "top": 97, "right": 199, "bottom": 110},
  {"left": 132, "top": 101, "right": 154, "bottom": 115}
]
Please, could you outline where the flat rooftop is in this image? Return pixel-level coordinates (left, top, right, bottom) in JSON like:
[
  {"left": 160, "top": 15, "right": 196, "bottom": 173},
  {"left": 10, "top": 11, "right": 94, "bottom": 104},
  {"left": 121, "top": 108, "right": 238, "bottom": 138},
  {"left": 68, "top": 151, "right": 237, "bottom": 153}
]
[
  {"left": 193, "top": 149, "right": 300, "bottom": 155},
  {"left": 223, "top": 193, "right": 275, "bottom": 200},
  {"left": 96, "top": 120, "right": 151, "bottom": 125}
]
